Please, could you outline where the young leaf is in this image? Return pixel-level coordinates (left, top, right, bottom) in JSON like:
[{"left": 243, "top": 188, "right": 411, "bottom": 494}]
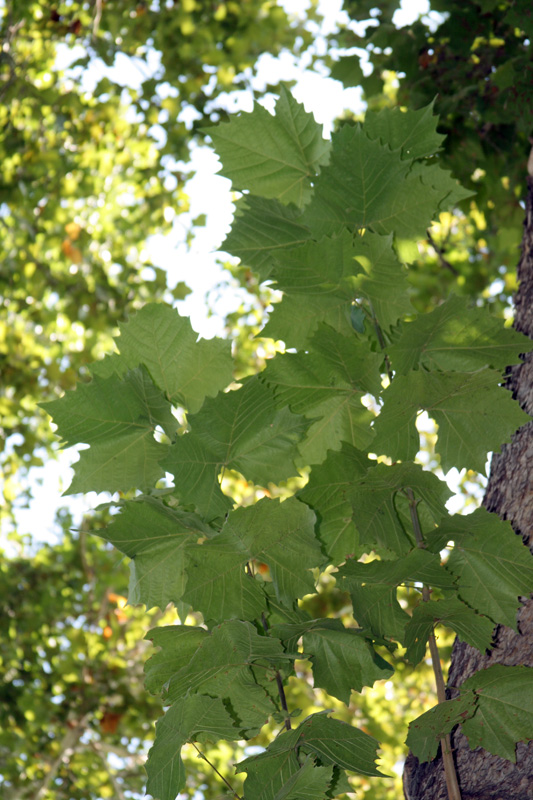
[
  {"left": 42, "top": 367, "right": 173, "bottom": 494},
  {"left": 404, "top": 597, "right": 496, "bottom": 665},
  {"left": 209, "top": 84, "right": 330, "bottom": 207},
  {"left": 433, "top": 507, "right": 533, "bottom": 628},
  {"left": 389, "top": 294, "right": 533, "bottom": 374},
  {"left": 100, "top": 497, "right": 212, "bottom": 609},
  {"left": 183, "top": 497, "right": 324, "bottom": 621},
  {"left": 91, "top": 302, "right": 234, "bottom": 413}
]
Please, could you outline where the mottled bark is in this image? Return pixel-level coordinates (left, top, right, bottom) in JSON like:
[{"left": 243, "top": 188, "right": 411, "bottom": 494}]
[{"left": 403, "top": 170, "right": 533, "bottom": 800}]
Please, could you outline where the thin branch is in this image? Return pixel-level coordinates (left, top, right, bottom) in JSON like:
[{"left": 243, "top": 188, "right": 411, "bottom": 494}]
[
  {"left": 92, "top": 0, "right": 103, "bottom": 38},
  {"left": 191, "top": 742, "right": 242, "bottom": 800},
  {"left": 261, "top": 612, "right": 291, "bottom": 730},
  {"left": 35, "top": 713, "right": 91, "bottom": 800},
  {"left": 427, "top": 230, "right": 459, "bottom": 276},
  {"left": 406, "top": 488, "right": 462, "bottom": 800}
]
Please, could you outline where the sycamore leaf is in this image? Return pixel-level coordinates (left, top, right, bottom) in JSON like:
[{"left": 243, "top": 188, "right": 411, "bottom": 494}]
[
  {"left": 433, "top": 508, "right": 533, "bottom": 628},
  {"left": 271, "top": 757, "right": 333, "bottom": 800},
  {"left": 302, "top": 122, "right": 468, "bottom": 240},
  {"left": 99, "top": 497, "right": 211, "bottom": 609},
  {"left": 297, "top": 444, "right": 370, "bottom": 563},
  {"left": 209, "top": 85, "right": 330, "bottom": 207},
  {"left": 372, "top": 368, "right": 529, "bottom": 473},
  {"left": 408, "top": 666, "right": 533, "bottom": 763},
  {"left": 238, "top": 712, "right": 385, "bottom": 779},
  {"left": 460, "top": 665, "right": 533, "bottom": 761},
  {"left": 346, "top": 463, "right": 451, "bottom": 555},
  {"left": 364, "top": 102, "right": 446, "bottom": 160},
  {"left": 389, "top": 295, "right": 533, "bottom": 374},
  {"left": 91, "top": 303, "right": 233, "bottom": 414},
  {"left": 239, "top": 749, "right": 303, "bottom": 800},
  {"left": 339, "top": 548, "right": 455, "bottom": 641},
  {"left": 404, "top": 597, "right": 496, "bottom": 665},
  {"left": 162, "top": 377, "right": 308, "bottom": 519},
  {"left": 42, "top": 367, "right": 173, "bottom": 494},
  {"left": 144, "top": 625, "right": 208, "bottom": 694},
  {"left": 261, "top": 345, "right": 376, "bottom": 464},
  {"left": 406, "top": 694, "right": 477, "bottom": 762},
  {"left": 145, "top": 695, "right": 238, "bottom": 800},
  {"left": 163, "top": 620, "right": 290, "bottom": 736},
  {"left": 183, "top": 498, "right": 324, "bottom": 621},
  {"left": 349, "top": 232, "right": 414, "bottom": 330},
  {"left": 222, "top": 195, "right": 312, "bottom": 281},
  {"left": 273, "top": 618, "right": 393, "bottom": 703},
  {"left": 261, "top": 231, "right": 360, "bottom": 348}
]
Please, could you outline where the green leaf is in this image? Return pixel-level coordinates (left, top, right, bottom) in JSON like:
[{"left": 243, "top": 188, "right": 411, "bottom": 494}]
[
  {"left": 262, "top": 231, "right": 359, "bottom": 348},
  {"left": 239, "top": 749, "right": 302, "bottom": 800},
  {"left": 434, "top": 508, "right": 533, "bottom": 628},
  {"left": 350, "top": 232, "right": 414, "bottom": 330},
  {"left": 297, "top": 444, "right": 370, "bottom": 563},
  {"left": 404, "top": 598, "right": 495, "bottom": 665},
  {"left": 372, "top": 368, "right": 529, "bottom": 473},
  {"left": 97, "top": 303, "right": 234, "bottom": 413},
  {"left": 209, "top": 85, "right": 330, "bottom": 207},
  {"left": 302, "top": 122, "right": 468, "bottom": 240},
  {"left": 406, "top": 694, "right": 477, "bottom": 762},
  {"left": 339, "top": 548, "right": 456, "bottom": 641},
  {"left": 364, "top": 102, "right": 446, "bottom": 160},
  {"left": 162, "top": 377, "right": 308, "bottom": 519},
  {"left": 274, "top": 618, "right": 393, "bottom": 703},
  {"left": 271, "top": 757, "right": 333, "bottom": 800},
  {"left": 164, "top": 620, "right": 289, "bottom": 736},
  {"left": 238, "top": 712, "right": 385, "bottom": 779},
  {"left": 461, "top": 665, "right": 533, "bottom": 761},
  {"left": 223, "top": 195, "right": 312, "bottom": 281},
  {"left": 145, "top": 695, "right": 238, "bottom": 800},
  {"left": 389, "top": 295, "right": 533, "bottom": 374},
  {"left": 42, "top": 367, "right": 172, "bottom": 494},
  {"left": 144, "top": 625, "right": 208, "bottom": 695},
  {"left": 100, "top": 497, "right": 211, "bottom": 609},
  {"left": 183, "top": 497, "right": 324, "bottom": 621},
  {"left": 345, "top": 463, "right": 451, "bottom": 555},
  {"left": 261, "top": 342, "right": 377, "bottom": 464}
]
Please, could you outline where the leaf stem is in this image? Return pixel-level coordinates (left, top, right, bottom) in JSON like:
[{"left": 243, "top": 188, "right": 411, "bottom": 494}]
[
  {"left": 406, "top": 488, "right": 462, "bottom": 800},
  {"left": 369, "top": 303, "right": 393, "bottom": 382},
  {"left": 261, "top": 612, "right": 292, "bottom": 730},
  {"left": 191, "top": 742, "right": 242, "bottom": 800}
]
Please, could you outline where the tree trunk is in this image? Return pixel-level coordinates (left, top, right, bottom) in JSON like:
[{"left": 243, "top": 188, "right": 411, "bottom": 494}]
[{"left": 403, "top": 166, "right": 533, "bottom": 800}]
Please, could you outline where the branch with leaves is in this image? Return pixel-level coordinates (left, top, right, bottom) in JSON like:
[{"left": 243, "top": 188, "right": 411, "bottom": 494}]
[{"left": 43, "top": 90, "right": 533, "bottom": 800}]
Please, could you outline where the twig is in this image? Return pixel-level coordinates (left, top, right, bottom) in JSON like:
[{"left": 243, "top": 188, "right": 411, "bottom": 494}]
[
  {"left": 406, "top": 488, "right": 462, "bottom": 800},
  {"left": 191, "top": 742, "right": 242, "bottom": 800},
  {"left": 92, "top": 0, "right": 103, "bottom": 38},
  {"left": 261, "top": 612, "right": 292, "bottom": 730},
  {"left": 35, "top": 713, "right": 91, "bottom": 799},
  {"left": 90, "top": 742, "right": 127, "bottom": 800},
  {"left": 427, "top": 230, "right": 459, "bottom": 276}
]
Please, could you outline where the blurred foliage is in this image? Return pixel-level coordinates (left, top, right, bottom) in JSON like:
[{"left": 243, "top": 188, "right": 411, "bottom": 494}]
[{"left": 0, "top": 0, "right": 318, "bottom": 521}]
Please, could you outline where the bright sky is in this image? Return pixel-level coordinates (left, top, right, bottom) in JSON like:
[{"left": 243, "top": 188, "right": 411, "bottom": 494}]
[{"left": 12, "top": 0, "right": 462, "bottom": 546}]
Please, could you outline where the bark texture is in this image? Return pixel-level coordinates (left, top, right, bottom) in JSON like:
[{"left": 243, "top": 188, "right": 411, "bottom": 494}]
[{"left": 403, "top": 171, "right": 533, "bottom": 800}]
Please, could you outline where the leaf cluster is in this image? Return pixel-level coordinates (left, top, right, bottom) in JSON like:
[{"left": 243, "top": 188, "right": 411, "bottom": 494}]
[{"left": 44, "top": 89, "right": 533, "bottom": 797}]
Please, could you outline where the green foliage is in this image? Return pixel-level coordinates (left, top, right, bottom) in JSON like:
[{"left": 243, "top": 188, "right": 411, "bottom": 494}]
[
  {"left": 44, "top": 90, "right": 533, "bottom": 798},
  {"left": 0, "top": 0, "right": 316, "bottom": 519}
]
